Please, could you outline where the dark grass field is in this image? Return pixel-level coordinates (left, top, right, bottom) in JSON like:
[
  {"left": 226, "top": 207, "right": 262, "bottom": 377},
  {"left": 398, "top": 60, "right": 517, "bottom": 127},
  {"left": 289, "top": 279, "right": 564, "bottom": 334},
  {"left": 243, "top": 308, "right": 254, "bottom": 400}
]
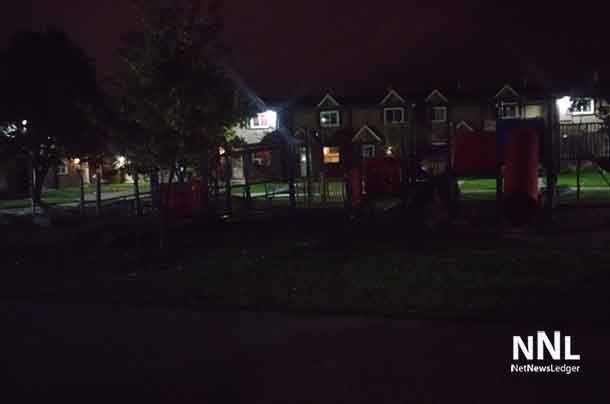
[{"left": 2, "top": 201, "right": 610, "bottom": 321}]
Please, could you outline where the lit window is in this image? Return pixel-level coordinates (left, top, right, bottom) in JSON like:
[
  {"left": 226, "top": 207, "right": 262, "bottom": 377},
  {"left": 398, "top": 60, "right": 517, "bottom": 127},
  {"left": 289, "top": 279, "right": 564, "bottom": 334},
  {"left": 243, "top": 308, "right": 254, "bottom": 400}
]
[
  {"left": 249, "top": 110, "right": 278, "bottom": 129},
  {"left": 323, "top": 146, "right": 341, "bottom": 164},
  {"left": 571, "top": 98, "right": 595, "bottom": 115},
  {"left": 384, "top": 107, "right": 405, "bottom": 124},
  {"left": 362, "top": 144, "right": 376, "bottom": 159},
  {"left": 431, "top": 107, "right": 447, "bottom": 123},
  {"left": 320, "top": 110, "right": 340, "bottom": 127},
  {"left": 250, "top": 113, "right": 268, "bottom": 129},
  {"left": 499, "top": 102, "right": 519, "bottom": 119},
  {"left": 58, "top": 160, "right": 69, "bottom": 176}
]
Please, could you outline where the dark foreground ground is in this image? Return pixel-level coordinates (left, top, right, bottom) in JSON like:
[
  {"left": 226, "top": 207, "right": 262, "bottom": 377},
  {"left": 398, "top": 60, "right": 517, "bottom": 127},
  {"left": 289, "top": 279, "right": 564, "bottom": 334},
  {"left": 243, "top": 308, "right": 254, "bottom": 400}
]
[
  {"left": 1, "top": 203, "right": 610, "bottom": 402},
  {"left": 1, "top": 302, "right": 608, "bottom": 403}
]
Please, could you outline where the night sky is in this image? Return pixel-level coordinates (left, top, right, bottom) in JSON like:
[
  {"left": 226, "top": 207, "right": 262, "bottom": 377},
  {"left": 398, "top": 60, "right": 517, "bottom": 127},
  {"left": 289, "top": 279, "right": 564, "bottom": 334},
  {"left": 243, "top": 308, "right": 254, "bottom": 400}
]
[{"left": 1, "top": 1, "right": 609, "bottom": 98}]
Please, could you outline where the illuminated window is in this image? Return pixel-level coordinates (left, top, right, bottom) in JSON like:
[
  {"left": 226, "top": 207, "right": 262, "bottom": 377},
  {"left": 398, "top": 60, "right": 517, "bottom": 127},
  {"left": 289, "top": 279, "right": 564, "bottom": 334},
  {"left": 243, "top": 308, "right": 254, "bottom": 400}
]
[
  {"left": 250, "top": 113, "right": 268, "bottom": 129},
  {"left": 249, "top": 110, "right": 278, "bottom": 129},
  {"left": 431, "top": 107, "right": 447, "bottom": 123},
  {"left": 571, "top": 98, "right": 595, "bottom": 115},
  {"left": 499, "top": 102, "right": 518, "bottom": 119},
  {"left": 58, "top": 160, "right": 69, "bottom": 176},
  {"left": 323, "top": 147, "right": 341, "bottom": 164},
  {"left": 320, "top": 110, "right": 340, "bottom": 127},
  {"left": 384, "top": 107, "right": 405, "bottom": 124}
]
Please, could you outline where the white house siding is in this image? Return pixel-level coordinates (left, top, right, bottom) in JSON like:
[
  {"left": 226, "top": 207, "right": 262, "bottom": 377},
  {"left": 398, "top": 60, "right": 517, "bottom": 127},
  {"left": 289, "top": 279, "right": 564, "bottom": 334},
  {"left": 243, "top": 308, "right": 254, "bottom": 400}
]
[{"left": 234, "top": 126, "right": 275, "bottom": 145}]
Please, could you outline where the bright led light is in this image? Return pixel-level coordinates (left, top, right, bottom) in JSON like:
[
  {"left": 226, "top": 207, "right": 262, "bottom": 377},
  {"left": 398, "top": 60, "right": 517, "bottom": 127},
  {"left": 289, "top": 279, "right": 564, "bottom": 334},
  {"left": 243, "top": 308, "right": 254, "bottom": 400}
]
[
  {"left": 556, "top": 96, "right": 571, "bottom": 116},
  {"left": 22, "top": 120, "right": 28, "bottom": 126},
  {"left": 115, "top": 156, "right": 127, "bottom": 168},
  {"left": 73, "top": 158, "right": 81, "bottom": 165},
  {"left": 264, "top": 110, "right": 277, "bottom": 129}
]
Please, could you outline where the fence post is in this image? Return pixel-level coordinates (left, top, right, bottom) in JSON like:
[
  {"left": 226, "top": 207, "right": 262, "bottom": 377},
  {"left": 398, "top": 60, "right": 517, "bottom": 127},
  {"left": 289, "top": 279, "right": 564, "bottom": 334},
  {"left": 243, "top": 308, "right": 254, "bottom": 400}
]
[
  {"left": 576, "top": 159, "right": 581, "bottom": 201},
  {"left": 243, "top": 151, "right": 252, "bottom": 212},
  {"left": 225, "top": 154, "right": 233, "bottom": 216},
  {"left": 96, "top": 162, "right": 102, "bottom": 216},
  {"left": 78, "top": 168, "right": 85, "bottom": 216},
  {"left": 306, "top": 131, "right": 313, "bottom": 208},
  {"left": 133, "top": 171, "right": 142, "bottom": 217}
]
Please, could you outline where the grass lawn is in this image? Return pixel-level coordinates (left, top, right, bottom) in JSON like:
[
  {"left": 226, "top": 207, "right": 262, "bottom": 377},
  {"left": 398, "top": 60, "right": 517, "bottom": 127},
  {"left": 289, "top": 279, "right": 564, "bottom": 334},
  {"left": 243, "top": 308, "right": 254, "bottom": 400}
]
[
  {"left": 0, "top": 182, "right": 150, "bottom": 209},
  {"left": 460, "top": 171, "right": 610, "bottom": 202},
  {"left": 232, "top": 180, "right": 345, "bottom": 199},
  {"left": 2, "top": 208, "right": 610, "bottom": 319},
  {"left": 461, "top": 171, "right": 610, "bottom": 191}
]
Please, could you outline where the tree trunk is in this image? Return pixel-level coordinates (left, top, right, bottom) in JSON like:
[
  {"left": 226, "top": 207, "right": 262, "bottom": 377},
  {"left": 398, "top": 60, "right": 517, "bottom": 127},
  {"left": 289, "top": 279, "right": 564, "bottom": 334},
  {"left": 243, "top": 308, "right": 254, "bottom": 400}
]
[
  {"left": 96, "top": 162, "right": 102, "bottom": 216},
  {"left": 150, "top": 169, "right": 160, "bottom": 212},
  {"left": 30, "top": 160, "right": 37, "bottom": 216},
  {"left": 199, "top": 148, "right": 210, "bottom": 214},
  {"left": 77, "top": 168, "right": 85, "bottom": 216},
  {"left": 31, "top": 160, "right": 49, "bottom": 215},
  {"left": 133, "top": 170, "right": 142, "bottom": 217},
  {"left": 160, "top": 164, "right": 176, "bottom": 250},
  {"left": 224, "top": 155, "right": 232, "bottom": 216},
  {"left": 213, "top": 151, "right": 220, "bottom": 211}
]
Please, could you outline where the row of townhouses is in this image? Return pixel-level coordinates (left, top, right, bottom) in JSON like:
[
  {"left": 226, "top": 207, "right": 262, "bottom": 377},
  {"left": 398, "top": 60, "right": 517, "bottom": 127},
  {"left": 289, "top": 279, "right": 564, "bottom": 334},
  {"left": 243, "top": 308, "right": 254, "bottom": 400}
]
[
  {"left": 3, "top": 81, "right": 608, "bottom": 197},
  {"left": 238, "top": 81, "right": 609, "bottom": 177}
]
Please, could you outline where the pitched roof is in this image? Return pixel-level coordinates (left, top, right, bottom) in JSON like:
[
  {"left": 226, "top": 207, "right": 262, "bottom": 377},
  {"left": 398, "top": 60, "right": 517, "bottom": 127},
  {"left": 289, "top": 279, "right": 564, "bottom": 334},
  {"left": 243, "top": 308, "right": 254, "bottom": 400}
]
[
  {"left": 317, "top": 93, "right": 341, "bottom": 108},
  {"left": 456, "top": 121, "right": 474, "bottom": 132},
  {"left": 425, "top": 89, "right": 449, "bottom": 104},
  {"left": 380, "top": 89, "right": 406, "bottom": 105},
  {"left": 494, "top": 84, "right": 520, "bottom": 99},
  {"left": 353, "top": 124, "right": 382, "bottom": 143}
]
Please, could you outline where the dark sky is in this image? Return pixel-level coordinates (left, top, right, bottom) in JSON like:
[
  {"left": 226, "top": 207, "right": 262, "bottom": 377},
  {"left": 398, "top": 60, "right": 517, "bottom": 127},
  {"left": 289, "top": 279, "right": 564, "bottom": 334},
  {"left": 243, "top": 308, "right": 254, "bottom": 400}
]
[{"left": 1, "top": 1, "right": 608, "bottom": 98}]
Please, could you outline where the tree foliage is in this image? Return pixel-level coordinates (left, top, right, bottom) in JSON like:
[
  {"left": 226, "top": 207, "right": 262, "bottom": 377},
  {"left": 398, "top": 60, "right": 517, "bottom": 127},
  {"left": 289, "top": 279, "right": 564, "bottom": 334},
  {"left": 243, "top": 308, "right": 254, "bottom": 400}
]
[
  {"left": 114, "top": 0, "right": 255, "bottom": 176},
  {"left": 0, "top": 28, "right": 104, "bottom": 202}
]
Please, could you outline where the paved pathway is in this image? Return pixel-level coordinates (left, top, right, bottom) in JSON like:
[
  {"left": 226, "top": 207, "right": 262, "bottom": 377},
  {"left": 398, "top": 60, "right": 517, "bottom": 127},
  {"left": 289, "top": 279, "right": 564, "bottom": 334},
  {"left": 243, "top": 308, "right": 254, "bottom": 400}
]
[
  {"left": 1, "top": 302, "right": 607, "bottom": 403},
  {"left": 0, "top": 191, "right": 139, "bottom": 215}
]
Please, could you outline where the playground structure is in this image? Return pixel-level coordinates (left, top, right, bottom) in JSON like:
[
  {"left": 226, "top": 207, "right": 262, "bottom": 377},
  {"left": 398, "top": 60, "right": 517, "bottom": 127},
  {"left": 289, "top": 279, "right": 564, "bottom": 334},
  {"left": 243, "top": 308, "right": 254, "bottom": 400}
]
[{"left": 156, "top": 98, "right": 610, "bottom": 226}]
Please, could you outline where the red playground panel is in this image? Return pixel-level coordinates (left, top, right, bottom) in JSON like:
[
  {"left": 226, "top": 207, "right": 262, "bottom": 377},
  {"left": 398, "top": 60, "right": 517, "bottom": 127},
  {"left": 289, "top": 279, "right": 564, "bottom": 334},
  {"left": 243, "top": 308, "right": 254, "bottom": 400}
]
[
  {"left": 453, "top": 132, "right": 498, "bottom": 177},
  {"left": 159, "top": 182, "right": 204, "bottom": 215},
  {"left": 362, "top": 156, "right": 402, "bottom": 197},
  {"left": 504, "top": 127, "right": 540, "bottom": 202}
]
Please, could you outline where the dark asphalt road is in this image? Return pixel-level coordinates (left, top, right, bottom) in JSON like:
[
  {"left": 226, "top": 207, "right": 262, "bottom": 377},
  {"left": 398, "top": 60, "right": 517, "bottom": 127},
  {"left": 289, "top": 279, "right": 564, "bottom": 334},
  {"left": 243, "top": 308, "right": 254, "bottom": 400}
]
[{"left": 1, "top": 302, "right": 608, "bottom": 403}]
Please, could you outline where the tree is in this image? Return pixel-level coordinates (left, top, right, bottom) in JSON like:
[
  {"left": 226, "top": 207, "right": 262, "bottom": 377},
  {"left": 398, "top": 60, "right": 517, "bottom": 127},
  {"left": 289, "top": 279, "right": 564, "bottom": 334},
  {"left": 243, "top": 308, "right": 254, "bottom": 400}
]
[
  {"left": 114, "top": 0, "right": 255, "bottom": 247},
  {"left": 0, "top": 28, "right": 104, "bottom": 213}
]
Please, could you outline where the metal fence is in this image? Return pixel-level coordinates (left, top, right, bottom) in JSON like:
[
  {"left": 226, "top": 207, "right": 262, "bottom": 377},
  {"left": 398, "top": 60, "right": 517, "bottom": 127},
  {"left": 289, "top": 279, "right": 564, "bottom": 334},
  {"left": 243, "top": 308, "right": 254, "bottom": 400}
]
[{"left": 559, "top": 123, "right": 609, "bottom": 160}]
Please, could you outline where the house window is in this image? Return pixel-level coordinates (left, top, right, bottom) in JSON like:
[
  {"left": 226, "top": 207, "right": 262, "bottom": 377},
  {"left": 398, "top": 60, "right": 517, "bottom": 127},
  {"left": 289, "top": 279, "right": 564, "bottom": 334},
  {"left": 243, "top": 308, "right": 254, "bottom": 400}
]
[
  {"left": 249, "top": 113, "right": 269, "bottom": 129},
  {"left": 571, "top": 98, "right": 595, "bottom": 115},
  {"left": 499, "top": 102, "right": 519, "bottom": 119},
  {"left": 320, "top": 110, "right": 340, "bottom": 128},
  {"left": 362, "top": 144, "right": 376, "bottom": 159},
  {"left": 384, "top": 107, "right": 405, "bottom": 124},
  {"left": 323, "top": 146, "right": 341, "bottom": 164},
  {"left": 249, "top": 110, "right": 278, "bottom": 129},
  {"left": 431, "top": 107, "right": 447, "bottom": 123},
  {"left": 58, "top": 160, "right": 69, "bottom": 176}
]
